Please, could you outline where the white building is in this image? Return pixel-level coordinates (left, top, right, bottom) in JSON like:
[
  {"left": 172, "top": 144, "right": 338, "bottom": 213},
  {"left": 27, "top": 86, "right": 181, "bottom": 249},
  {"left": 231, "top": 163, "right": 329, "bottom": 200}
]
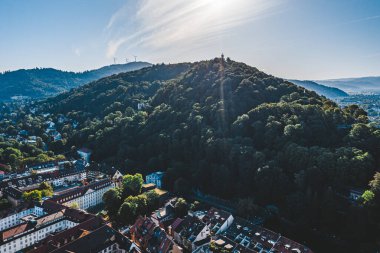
[
  {"left": 145, "top": 171, "right": 164, "bottom": 189},
  {"left": 27, "top": 218, "right": 140, "bottom": 253},
  {"left": 50, "top": 167, "right": 86, "bottom": 187},
  {"left": 27, "top": 161, "right": 59, "bottom": 174},
  {"left": 0, "top": 205, "right": 45, "bottom": 232},
  {"left": 112, "top": 170, "right": 123, "bottom": 181},
  {"left": 52, "top": 179, "right": 114, "bottom": 210},
  {"left": 0, "top": 201, "right": 93, "bottom": 253}
]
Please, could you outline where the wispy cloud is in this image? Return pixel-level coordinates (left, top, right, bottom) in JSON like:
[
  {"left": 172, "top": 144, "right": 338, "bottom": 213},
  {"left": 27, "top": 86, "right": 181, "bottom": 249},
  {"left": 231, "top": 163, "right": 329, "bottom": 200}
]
[
  {"left": 106, "top": 3, "right": 131, "bottom": 30},
  {"left": 105, "top": 0, "right": 281, "bottom": 58},
  {"left": 337, "top": 14, "right": 380, "bottom": 26}
]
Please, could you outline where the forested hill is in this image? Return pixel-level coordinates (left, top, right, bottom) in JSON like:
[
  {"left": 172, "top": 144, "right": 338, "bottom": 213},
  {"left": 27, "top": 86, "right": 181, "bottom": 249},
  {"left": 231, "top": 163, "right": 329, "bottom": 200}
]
[
  {"left": 289, "top": 79, "right": 349, "bottom": 98},
  {"left": 0, "top": 62, "right": 151, "bottom": 100},
  {"left": 39, "top": 58, "right": 380, "bottom": 251}
]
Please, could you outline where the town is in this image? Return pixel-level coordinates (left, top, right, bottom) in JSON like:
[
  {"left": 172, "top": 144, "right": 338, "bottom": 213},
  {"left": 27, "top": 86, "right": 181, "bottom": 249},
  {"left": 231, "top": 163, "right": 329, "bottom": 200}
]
[{"left": 0, "top": 147, "right": 314, "bottom": 253}]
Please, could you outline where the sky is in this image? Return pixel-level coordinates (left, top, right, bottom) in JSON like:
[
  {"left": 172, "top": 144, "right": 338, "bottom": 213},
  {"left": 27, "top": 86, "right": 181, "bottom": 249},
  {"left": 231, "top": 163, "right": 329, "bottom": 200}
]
[{"left": 0, "top": 0, "right": 380, "bottom": 80}]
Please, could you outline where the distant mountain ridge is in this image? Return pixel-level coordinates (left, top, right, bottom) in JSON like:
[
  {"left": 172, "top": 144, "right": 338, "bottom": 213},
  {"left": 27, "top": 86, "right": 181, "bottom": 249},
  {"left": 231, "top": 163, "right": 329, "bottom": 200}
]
[
  {"left": 316, "top": 76, "right": 380, "bottom": 94},
  {"left": 288, "top": 79, "right": 349, "bottom": 98},
  {"left": 0, "top": 62, "right": 152, "bottom": 101}
]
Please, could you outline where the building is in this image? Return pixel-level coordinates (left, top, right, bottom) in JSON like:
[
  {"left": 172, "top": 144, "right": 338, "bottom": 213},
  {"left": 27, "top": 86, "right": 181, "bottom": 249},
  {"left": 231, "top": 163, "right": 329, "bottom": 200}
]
[
  {"left": 112, "top": 170, "right": 123, "bottom": 181},
  {"left": 0, "top": 201, "right": 95, "bottom": 253},
  {"left": 201, "top": 207, "right": 234, "bottom": 235},
  {"left": 27, "top": 218, "right": 139, "bottom": 253},
  {"left": 145, "top": 172, "right": 164, "bottom": 189},
  {"left": 216, "top": 216, "right": 313, "bottom": 253},
  {"left": 112, "top": 170, "right": 123, "bottom": 188},
  {"left": 49, "top": 161, "right": 86, "bottom": 187},
  {"left": 150, "top": 198, "right": 176, "bottom": 227},
  {"left": 130, "top": 216, "right": 180, "bottom": 253},
  {"left": 1, "top": 162, "right": 87, "bottom": 205},
  {"left": 27, "top": 161, "right": 60, "bottom": 174},
  {"left": 3, "top": 186, "right": 24, "bottom": 206},
  {"left": 171, "top": 216, "right": 210, "bottom": 252},
  {"left": 51, "top": 179, "right": 114, "bottom": 210},
  {"left": 77, "top": 148, "right": 92, "bottom": 163},
  {"left": 0, "top": 205, "right": 45, "bottom": 232},
  {"left": 1, "top": 161, "right": 85, "bottom": 190}
]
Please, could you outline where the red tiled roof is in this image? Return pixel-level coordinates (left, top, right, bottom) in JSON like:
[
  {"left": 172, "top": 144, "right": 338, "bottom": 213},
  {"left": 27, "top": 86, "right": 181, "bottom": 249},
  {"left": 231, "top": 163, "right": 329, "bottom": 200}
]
[
  {"left": 170, "top": 218, "right": 183, "bottom": 232},
  {"left": 131, "top": 216, "right": 174, "bottom": 253}
]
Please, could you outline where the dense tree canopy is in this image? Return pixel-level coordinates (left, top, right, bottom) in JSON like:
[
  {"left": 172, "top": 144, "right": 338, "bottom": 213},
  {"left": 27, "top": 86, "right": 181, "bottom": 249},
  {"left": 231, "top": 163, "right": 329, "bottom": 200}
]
[{"left": 9, "top": 58, "right": 380, "bottom": 251}]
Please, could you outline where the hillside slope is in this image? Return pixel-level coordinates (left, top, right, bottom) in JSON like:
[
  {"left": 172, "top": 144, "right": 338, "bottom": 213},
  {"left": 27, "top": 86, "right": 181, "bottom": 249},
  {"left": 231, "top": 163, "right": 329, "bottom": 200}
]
[
  {"left": 42, "top": 58, "right": 372, "bottom": 195},
  {"left": 289, "top": 79, "right": 349, "bottom": 98},
  {"left": 317, "top": 76, "right": 380, "bottom": 94},
  {"left": 0, "top": 62, "right": 151, "bottom": 100},
  {"left": 33, "top": 58, "right": 380, "bottom": 251}
]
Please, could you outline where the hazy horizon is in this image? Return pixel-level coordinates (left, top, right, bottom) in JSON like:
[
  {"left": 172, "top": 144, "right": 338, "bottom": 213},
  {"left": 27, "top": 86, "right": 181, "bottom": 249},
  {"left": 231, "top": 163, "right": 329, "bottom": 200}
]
[{"left": 1, "top": 0, "right": 380, "bottom": 80}]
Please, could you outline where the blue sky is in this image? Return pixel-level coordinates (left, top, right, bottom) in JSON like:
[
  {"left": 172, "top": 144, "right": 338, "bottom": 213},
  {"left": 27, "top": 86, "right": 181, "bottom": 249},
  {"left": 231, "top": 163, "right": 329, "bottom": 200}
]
[{"left": 0, "top": 0, "right": 379, "bottom": 79}]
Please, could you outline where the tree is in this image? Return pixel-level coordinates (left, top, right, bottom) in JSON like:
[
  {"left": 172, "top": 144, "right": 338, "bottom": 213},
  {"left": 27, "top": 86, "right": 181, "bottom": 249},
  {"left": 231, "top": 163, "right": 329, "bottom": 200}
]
[
  {"left": 0, "top": 198, "right": 11, "bottom": 211},
  {"left": 118, "top": 201, "right": 135, "bottom": 225},
  {"left": 39, "top": 182, "right": 53, "bottom": 197},
  {"left": 22, "top": 190, "right": 42, "bottom": 202},
  {"left": 369, "top": 172, "right": 380, "bottom": 193},
  {"left": 69, "top": 202, "right": 80, "bottom": 209},
  {"left": 174, "top": 198, "right": 188, "bottom": 217},
  {"left": 237, "top": 198, "right": 257, "bottom": 218},
  {"left": 39, "top": 182, "right": 53, "bottom": 192},
  {"left": 103, "top": 188, "right": 122, "bottom": 217},
  {"left": 173, "top": 177, "right": 191, "bottom": 196},
  {"left": 362, "top": 190, "right": 375, "bottom": 205},
  {"left": 190, "top": 201, "right": 201, "bottom": 211},
  {"left": 122, "top": 173, "right": 144, "bottom": 196},
  {"left": 118, "top": 195, "right": 148, "bottom": 225},
  {"left": 144, "top": 190, "right": 160, "bottom": 210}
]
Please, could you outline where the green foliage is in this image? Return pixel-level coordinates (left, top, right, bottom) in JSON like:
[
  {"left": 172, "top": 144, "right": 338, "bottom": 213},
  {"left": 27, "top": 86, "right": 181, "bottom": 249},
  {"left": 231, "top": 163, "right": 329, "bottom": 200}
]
[
  {"left": 102, "top": 187, "right": 122, "bottom": 217},
  {"left": 174, "top": 198, "right": 188, "bottom": 217},
  {"left": 39, "top": 181, "right": 53, "bottom": 191},
  {"left": 69, "top": 202, "right": 80, "bottom": 209},
  {"left": 39, "top": 182, "right": 53, "bottom": 197},
  {"left": 369, "top": 172, "right": 380, "bottom": 193},
  {"left": 122, "top": 173, "right": 144, "bottom": 196},
  {"left": 0, "top": 62, "right": 151, "bottom": 100},
  {"left": 103, "top": 187, "right": 160, "bottom": 225},
  {"left": 190, "top": 201, "right": 201, "bottom": 211},
  {"left": 22, "top": 190, "right": 42, "bottom": 202},
  {"left": 0, "top": 198, "right": 11, "bottom": 211},
  {"left": 144, "top": 189, "right": 160, "bottom": 210},
  {"left": 362, "top": 190, "right": 375, "bottom": 205},
  {"left": 22, "top": 182, "right": 53, "bottom": 202},
  {"left": 8, "top": 59, "right": 380, "bottom": 250},
  {"left": 0, "top": 138, "right": 61, "bottom": 171},
  {"left": 118, "top": 195, "right": 148, "bottom": 225}
]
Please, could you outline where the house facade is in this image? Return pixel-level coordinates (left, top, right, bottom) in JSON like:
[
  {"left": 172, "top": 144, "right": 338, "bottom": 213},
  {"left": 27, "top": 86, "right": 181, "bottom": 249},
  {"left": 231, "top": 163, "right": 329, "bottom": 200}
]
[
  {"left": 145, "top": 172, "right": 164, "bottom": 189},
  {"left": 0, "top": 205, "right": 45, "bottom": 232},
  {"left": 0, "top": 201, "right": 94, "bottom": 253},
  {"left": 51, "top": 179, "right": 115, "bottom": 210}
]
